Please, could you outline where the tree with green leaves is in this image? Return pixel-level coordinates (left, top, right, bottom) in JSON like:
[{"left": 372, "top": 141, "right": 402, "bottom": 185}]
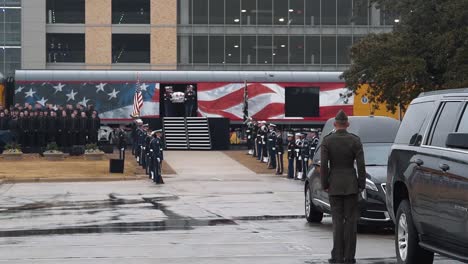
[{"left": 343, "top": 0, "right": 468, "bottom": 112}]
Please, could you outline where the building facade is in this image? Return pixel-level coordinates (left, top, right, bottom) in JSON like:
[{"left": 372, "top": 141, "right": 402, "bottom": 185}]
[
  {"left": 21, "top": 0, "right": 395, "bottom": 72},
  {"left": 1, "top": 0, "right": 21, "bottom": 77}
]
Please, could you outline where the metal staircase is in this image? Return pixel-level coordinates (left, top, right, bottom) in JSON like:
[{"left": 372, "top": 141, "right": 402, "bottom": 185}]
[{"left": 163, "top": 117, "right": 212, "bottom": 150}]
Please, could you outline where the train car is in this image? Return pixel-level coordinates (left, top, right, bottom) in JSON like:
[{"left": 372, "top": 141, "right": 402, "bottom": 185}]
[{"left": 14, "top": 70, "right": 397, "bottom": 124}]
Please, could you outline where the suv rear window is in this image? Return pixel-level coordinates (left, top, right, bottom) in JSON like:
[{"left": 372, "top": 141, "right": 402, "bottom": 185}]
[
  {"left": 394, "top": 101, "right": 434, "bottom": 145},
  {"left": 428, "top": 102, "right": 462, "bottom": 147}
]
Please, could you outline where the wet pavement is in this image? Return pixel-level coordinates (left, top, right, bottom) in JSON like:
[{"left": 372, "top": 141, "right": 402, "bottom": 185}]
[{"left": 0, "top": 151, "right": 461, "bottom": 263}]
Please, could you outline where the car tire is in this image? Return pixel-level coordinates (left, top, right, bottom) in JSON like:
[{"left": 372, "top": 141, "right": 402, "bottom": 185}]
[
  {"left": 305, "top": 185, "right": 324, "bottom": 223},
  {"left": 395, "top": 200, "right": 434, "bottom": 264}
]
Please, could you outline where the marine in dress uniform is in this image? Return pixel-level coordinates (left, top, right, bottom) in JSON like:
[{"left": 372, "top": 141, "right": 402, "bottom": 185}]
[
  {"left": 163, "top": 87, "right": 174, "bottom": 117},
  {"left": 301, "top": 133, "right": 310, "bottom": 181},
  {"left": 46, "top": 111, "right": 57, "bottom": 144},
  {"left": 245, "top": 118, "right": 254, "bottom": 155},
  {"left": 320, "top": 110, "right": 366, "bottom": 264},
  {"left": 87, "top": 113, "right": 100, "bottom": 144},
  {"left": 184, "top": 85, "right": 196, "bottom": 117},
  {"left": 251, "top": 121, "right": 258, "bottom": 157},
  {"left": 275, "top": 129, "right": 284, "bottom": 175},
  {"left": 78, "top": 112, "right": 88, "bottom": 145},
  {"left": 255, "top": 121, "right": 265, "bottom": 161},
  {"left": 294, "top": 133, "right": 303, "bottom": 180},
  {"left": 260, "top": 122, "right": 268, "bottom": 163},
  {"left": 309, "top": 129, "right": 320, "bottom": 164},
  {"left": 286, "top": 133, "right": 296, "bottom": 179},
  {"left": 149, "top": 129, "right": 164, "bottom": 184},
  {"left": 267, "top": 124, "right": 277, "bottom": 169},
  {"left": 68, "top": 113, "right": 79, "bottom": 147}
]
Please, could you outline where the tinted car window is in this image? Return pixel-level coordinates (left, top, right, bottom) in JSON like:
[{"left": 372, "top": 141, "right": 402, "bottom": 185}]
[
  {"left": 394, "top": 101, "right": 434, "bottom": 145},
  {"left": 429, "top": 102, "right": 462, "bottom": 147},
  {"left": 363, "top": 143, "right": 391, "bottom": 166},
  {"left": 456, "top": 104, "right": 468, "bottom": 133}
]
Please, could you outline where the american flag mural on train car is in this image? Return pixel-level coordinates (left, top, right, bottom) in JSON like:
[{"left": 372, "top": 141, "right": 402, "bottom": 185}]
[
  {"left": 15, "top": 81, "right": 353, "bottom": 121},
  {"left": 197, "top": 82, "right": 353, "bottom": 121}
]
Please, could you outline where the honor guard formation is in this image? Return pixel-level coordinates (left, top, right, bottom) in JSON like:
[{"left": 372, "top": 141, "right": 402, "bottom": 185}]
[
  {"left": 132, "top": 119, "right": 165, "bottom": 184},
  {"left": 244, "top": 118, "right": 320, "bottom": 179}
]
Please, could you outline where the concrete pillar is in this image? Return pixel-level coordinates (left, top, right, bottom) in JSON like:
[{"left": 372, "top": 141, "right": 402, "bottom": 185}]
[
  {"left": 151, "top": 0, "right": 178, "bottom": 70},
  {"left": 85, "top": 0, "right": 112, "bottom": 69},
  {"left": 180, "top": 0, "right": 190, "bottom": 24},
  {"left": 21, "top": 0, "right": 47, "bottom": 69},
  {"left": 370, "top": 3, "right": 381, "bottom": 26}
]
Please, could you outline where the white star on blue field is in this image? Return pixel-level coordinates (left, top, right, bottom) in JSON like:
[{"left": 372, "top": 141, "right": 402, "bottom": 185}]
[{"left": 15, "top": 82, "right": 158, "bottom": 114}]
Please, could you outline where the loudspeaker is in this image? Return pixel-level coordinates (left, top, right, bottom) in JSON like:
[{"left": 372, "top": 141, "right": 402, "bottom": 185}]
[
  {"left": 99, "top": 144, "right": 114, "bottom": 154},
  {"left": 70, "top": 145, "right": 85, "bottom": 156},
  {"left": 110, "top": 159, "right": 124, "bottom": 173}
]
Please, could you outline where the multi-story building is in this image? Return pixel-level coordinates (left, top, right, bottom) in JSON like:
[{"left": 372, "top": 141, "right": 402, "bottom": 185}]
[
  {"left": 1, "top": 0, "right": 21, "bottom": 77},
  {"left": 21, "top": 0, "right": 395, "bottom": 72}
]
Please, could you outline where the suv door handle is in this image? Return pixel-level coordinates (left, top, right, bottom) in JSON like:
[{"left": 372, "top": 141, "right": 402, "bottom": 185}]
[{"left": 439, "top": 164, "right": 450, "bottom": 172}]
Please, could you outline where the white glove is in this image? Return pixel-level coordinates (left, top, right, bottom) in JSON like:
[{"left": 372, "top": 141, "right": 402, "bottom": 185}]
[
  {"left": 272, "top": 147, "right": 276, "bottom": 150},
  {"left": 157, "top": 158, "right": 161, "bottom": 162}
]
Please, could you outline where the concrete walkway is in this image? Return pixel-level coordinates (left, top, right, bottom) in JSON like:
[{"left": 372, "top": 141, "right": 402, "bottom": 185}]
[{"left": 164, "top": 151, "right": 254, "bottom": 176}]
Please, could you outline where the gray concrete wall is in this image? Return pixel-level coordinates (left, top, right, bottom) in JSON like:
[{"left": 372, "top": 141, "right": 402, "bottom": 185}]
[{"left": 21, "top": 0, "right": 46, "bottom": 69}]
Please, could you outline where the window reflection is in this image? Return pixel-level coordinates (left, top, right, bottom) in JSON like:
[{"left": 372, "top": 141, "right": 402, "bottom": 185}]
[
  {"left": 273, "top": 0, "right": 288, "bottom": 25},
  {"left": 193, "top": 36, "right": 208, "bottom": 63},
  {"left": 226, "top": 36, "right": 241, "bottom": 64},
  {"left": 226, "top": 0, "right": 241, "bottom": 25},
  {"left": 337, "top": 36, "right": 352, "bottom": 64},
  {"left": 354, "top": 0, "right": 369, "bottom": 25},
  {"left": 47, "top": 34, "right": 85, "bottom": 63},
  {"left": 241, "top": 0, "right": 256, "bottom": 25},
  {"left": 192, "top": 0, "right": 208, "bottom": 24},
  {"left": 209, "top": 0, "right": 224, "bottom": 24},
  {"left": 258, "top": 36, "right": 273, "bottom": 64},
  {"left": 290, "top": 36, "right": 305, "bottom": 64},
  {"left": 241, "top": 36, "right": 257, "bottom": 64},
  {"left": 305, "top": 0, "right": 320, "bottom": 26},
  {"left": 46, "top": 0, "right": 85, "bottom": 24},
  {"left": 257, "top": 0, "right": 273, "bottom": 25},
  {"left": 306, "top": 36, "right": 320, "bottom": 64},
  {"left": 321, "top": 36, "right": 336, "bottom": 64},
  {"left": 322, "top": 0, "right": 336, "bottom": 25},
  {"left": 209, "top": 36, "right": 224, "bottom": 64},
  {"left": 112, "top": 34, "right": 150, "bottom": 63},
  {"left": 112, "top": 0, "right": 150, "bottom": 24},
  {"left": 337, "top": 0, "right": 352, "bottom": 25},
  {"left": 289, "top": 0, "right": 305, "bottom": 26},
  {"left": 273, "top": 36, "right": 288, "bottom": 64}
]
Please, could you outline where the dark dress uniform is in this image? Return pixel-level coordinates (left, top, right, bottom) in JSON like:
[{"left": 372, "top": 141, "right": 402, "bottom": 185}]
[
  {"left": 9, "top": 117, "right": 18, "bottom": 143},
  {"left": 260, "top": 125, "right": 268, "bottom": 162},
  {"left": 255, "top": 125, "right": 262, "bottom": 160},
  {"left": 87, "top": 117, "right": 100, "bottom": 144},
  {"left": 149, "top": 132, "right": 164, "bottom": 184},
  {"left": 36, "top": 115, "right": 47, "bottom": 148},
  {"left": 0, "top": 116, "right": 9, "bottom": 130},
  {"left": 301, "top": 136, "right": 310, "bottom": 181},
  {"left": 245, "top": 121, "right": 254, "bottom": 154},
  {"left": 287, "top": 135, "right": 296, "bottom": 179},
  {"left": 320, "top": 110, "right": 366, "bottom": 264},
  {"left": 267, "top": 129, "right": 277, "bottom": 169},
  {"left": 18, "top": 116, "right": 29, "bottom": 147},
  {"left": 275, "top": 133, "right": 284, "bottom": 175},
  {"left": 163, "top": 92, "right": 174, "bottom": 117},
  {"left": 294, "top": 135, "right": 303, "bottom": 180},
  {"left": 184, "top": 89, "right": 196, "bottom": 117},
  {"left": 46, "top": 115, "right": 57, "bottom": 143},
  {"left": 57, "top": 116, "right": 68, "bottom": 148},
  {"left": 144, "top": 134, "right": 152, "bottom": 172},
  {"left": 78, "top": 117, "right": 88, "bottom": 145},
  {"left": 68, "top": 116, "right": 79, "bottom": 146}
]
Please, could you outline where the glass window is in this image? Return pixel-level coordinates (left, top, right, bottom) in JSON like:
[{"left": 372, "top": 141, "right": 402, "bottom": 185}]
[
  {"left": 337, "top": 0, "right": 352, "bottom": 25},
  {"left": 209, "top": 36, "right": 224, "bottom": 64},
  {"left": 192, "top": 0, "right": 208, "bottom": 24},
  {"left": 112, "top": 34, "right": 150, "bottom": 63},
  {"left": 457, "top": 105, "right": 468, "bottom": 133},
  {"left": 226, "top": 0, "right": 241, "bottom": 25},
  {"left": 353, "top": 0, "right": 369, "bottom": 25},
  {"left": 289, "top": 0, "right": 305, "bottom": 25},
  {"left": 4, "top": 48, "right": 20, "bottom": 63},
  {"left": 257, "top": 0, "right": 273, "bottom": 25},
  {"left": 290, "top": 36, "right": 305, "bottom": 64},
  {"left": 112, "top": 0, "right": 150, "bottom": 24},
  {"left": 305, "top": 36, "right": 320, "bottom": 64},
  {"left": 226, "top": 36, "right": 241, "bottom": 64},
  {"left": 241, "top": 36, "right": 256, "bottom": 64},
  {"left": 321, "top": 36, "right": 336, "bottom": 64},
  {"left": 3, "top": 0, "right": 21, "bottom": 7},
  {"left": 322, "top": 0, "right": 336, "bottom": 25},
  {"left": 337, "top": 36, "right": 352, "bottom": 64},
  {"left": 395, "top": 102, "right": 435, "bottom": 145},
  {"left": 305, "top": 0, "right": 320, "bottom": 26},
  {"left": 363, "top": 143, "right": 392, "bottom": 166},
  {"left": 46, "top": 0, "right": 85, "bottom": 24},
  {"left": 241, "top": 0, "right": 256, "bottom": 25},
  {"left": 258, "top": 36, "right": 273, "bottom": 64},
  {"left": 273, "top": 36, "right": 288, "bottom": 64},
  {"left": 273, "top": 0, "right": 288, "bottom": 25},
  {"left": 209, "top": 0, "right": 224, "bottom": 24},
  {"left": 429, "top": 102, "right": 462, "bottom": 147},
  {"left": 192, "top": 36, "right": 208, "bottom": 63},
  {"left": 178, "top": 35, "right": 191, "bottom": 64},
  {"left": 47, "top": 34, "right": 85, "bottom": 63}
]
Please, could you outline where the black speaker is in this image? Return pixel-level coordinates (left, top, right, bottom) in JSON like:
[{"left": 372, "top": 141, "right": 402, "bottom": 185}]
[
  {"left": 99, "top": 144, "right": 114, "bottom": 154},
  {"left": 110, "top": 159, "right": 124, "bottom": 173},
  {"left": 70, "top": 145, "right": 85, "bottom": 156}
]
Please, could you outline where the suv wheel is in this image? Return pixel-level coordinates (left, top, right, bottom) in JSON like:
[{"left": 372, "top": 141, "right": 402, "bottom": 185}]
[
  {"left": 395, "top": 200, "right": 434, "bottom": 264},
  {"left": 305, "top": 185, "right": 323, "bottom": 223}
]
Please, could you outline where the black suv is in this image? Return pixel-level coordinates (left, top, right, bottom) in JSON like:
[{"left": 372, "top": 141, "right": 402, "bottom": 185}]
[{"left": 386, "top": 89, "right": 468, "bottom": 264}]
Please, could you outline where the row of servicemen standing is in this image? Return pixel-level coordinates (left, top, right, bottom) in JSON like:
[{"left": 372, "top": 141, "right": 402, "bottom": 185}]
[
  {"left": 245, "top": 119, "right": 319, "bottom": 180},
  {"left": 132, "top": 119, "right": 164, "bottom": 184}
]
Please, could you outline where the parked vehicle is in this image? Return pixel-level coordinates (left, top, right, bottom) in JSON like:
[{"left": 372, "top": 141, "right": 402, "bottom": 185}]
[
  {"left": 304, "top": 116, "right": 400, "bottom": 226},
  {"left": 386, "top": 89, "right": 468, "bottom": 263}
]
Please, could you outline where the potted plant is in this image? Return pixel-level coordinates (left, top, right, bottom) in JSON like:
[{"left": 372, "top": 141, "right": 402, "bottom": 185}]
[
  {"left": 84, "top": 143, "right": 105, "bottom": 160},
  {"left": 2, "top": 142, "right": 23, "bottom": 160},
  {"left": 43, "top": 142, "right": 64, "bottom": 161}
]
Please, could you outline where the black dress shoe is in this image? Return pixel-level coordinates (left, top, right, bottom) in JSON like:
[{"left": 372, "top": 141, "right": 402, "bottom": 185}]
[
  {"left": 328, "top": 259, "right": 344, "bottom": 264},
  {"left": 344, "top": 259, "right": 356, "bottom": 263}
]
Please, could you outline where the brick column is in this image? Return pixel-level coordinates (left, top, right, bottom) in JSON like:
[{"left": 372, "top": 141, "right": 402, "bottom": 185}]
[
  {"left": 85, "top": 0, "right": 112, "bottom": 69},
  {"left": 151, "top": 0, "right": 178, "bottom": 70}
]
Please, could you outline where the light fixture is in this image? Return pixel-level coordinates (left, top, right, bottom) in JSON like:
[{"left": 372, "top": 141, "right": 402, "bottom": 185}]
[
  {"left": 234, "top": 18, "right": 240, "bottom": 22},
  {"left": 264, "top": 61, "right": 268, "bottom": 64},
  {"left": 273, "top": 53, "right": 276, "bottom": 56},
  {"left": 228, "top": 53, "right": 232, "bottom": 57},
  {"left": 289, "top": 9, "right": 294, "bottom": 12},
  {"left": 280, "top": 44, "right": 286, "bottom": 48},
  {"left": 241, "top": 9, "right": 247, "bottom": 13},
  {"left": 279, "top": 18, "right": 285, "bottom": 22},
  {"left": 394, "top": 18, "right": 400, "bottom": 23},
  {"left": 234, "top": 45, "right": 239, "bottom": 48}
]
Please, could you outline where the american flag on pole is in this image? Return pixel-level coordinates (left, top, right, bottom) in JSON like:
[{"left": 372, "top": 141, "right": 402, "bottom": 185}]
[
  {"left": 242, "top": 80, "right": 248, "bottom": 122},
  {"left": 132, "top": 73, "right": 144, "bottom": 117}
]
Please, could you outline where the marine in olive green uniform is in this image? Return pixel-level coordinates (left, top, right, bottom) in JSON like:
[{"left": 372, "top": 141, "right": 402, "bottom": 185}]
[{"left": 320, "top": 110, "right": 366, "bottom": 264}]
